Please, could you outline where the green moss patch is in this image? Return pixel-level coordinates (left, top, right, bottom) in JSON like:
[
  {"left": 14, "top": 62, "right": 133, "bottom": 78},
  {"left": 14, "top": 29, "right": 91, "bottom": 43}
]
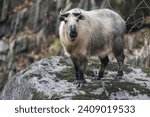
[
  {"left": 135, "top": 78, "right": 148, "bottom": 81},
  {"left": 51, "top": 94, "right": 63, "bottom": 100},
  {"left": 142, "top": 67, "right": 150, "bottom": 77},
  {"left": 85, "top": 69, "right": 95, "bottom": 77},
  {"left": 55, "top": 67, "right": 74, "bottom": 82},
  {"left": 88, "top": 58, "right": 100, "bottom": 69},
  {"left": 72, "top": 83, "right": 109, "bottom": 100},
  {"left": 72, "top": 92, "right": 109, "bottom": 100},
  {"left": 88, "top": 59, "right": 132, "bottom": 74},
  {"left": 59, "top": 57, "right": 72, "bottom": 66},
  {"left": 105, "top": 80, "right": 150, "bottom": 96},
  {"left": 106, "top": 63, "right": 133, "bottom": 73},
  {"left": 32, "top": 89, "right": 49, "bottom": 100}
]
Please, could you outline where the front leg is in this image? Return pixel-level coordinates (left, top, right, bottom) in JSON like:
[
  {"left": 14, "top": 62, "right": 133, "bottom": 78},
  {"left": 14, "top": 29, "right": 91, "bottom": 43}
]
[
  {"left": 71, "top": 56, "right": 88, "bottom": 87},
  {"left": 71, "top": 59, "right": 79, "bottom": 81}
]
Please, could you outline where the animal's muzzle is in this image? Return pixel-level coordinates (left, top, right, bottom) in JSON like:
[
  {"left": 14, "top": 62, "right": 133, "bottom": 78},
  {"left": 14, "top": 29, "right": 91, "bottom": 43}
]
[{"left": 69, "top": 25, "right": 77, "bottom": 41}]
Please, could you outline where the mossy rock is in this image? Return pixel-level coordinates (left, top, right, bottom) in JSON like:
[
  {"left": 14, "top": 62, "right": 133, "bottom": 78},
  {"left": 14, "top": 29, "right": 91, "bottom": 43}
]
[
  {"left": 135, "top": 78, "right": 148, "bottom": 81},
  {"left": 105, "top": 80, "right": 150, "bottom": 96},
  {"left": 88, "top": 58, "right": 132, "bottom": 74},
  {"left": 72, "top": 92, "right": 109, "bottom": 100},
  {"left": 1, "top": 56, "right": 150, "bottom": 100},
  {"left": 55, "top": 67, "right": 74, "bottom": 82},
  {"left": 72, "top": 83, "right": 108, "bottom": 100},
  {"left": 32, "top": 89, "right": 49, "bottom": 100},
  {"left": 106, "top": 62, "right": 133, "bottom": 73},
  {"left": 50, "top": 94, "right": 63, "bottom": 100},
  {"left": 141, "top": 67, "right": 150, "bottom": 77}
]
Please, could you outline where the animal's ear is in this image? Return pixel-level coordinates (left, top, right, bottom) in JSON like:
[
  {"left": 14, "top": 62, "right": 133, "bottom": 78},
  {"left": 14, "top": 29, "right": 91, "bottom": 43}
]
[{"left": 78, "top": 15, "right": 85, "bottom": 20}]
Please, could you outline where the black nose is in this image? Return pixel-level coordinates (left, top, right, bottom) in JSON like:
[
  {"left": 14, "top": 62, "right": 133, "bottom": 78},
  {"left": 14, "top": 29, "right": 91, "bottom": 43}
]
[
  {"left": 70, "top": 31, "right": 77, "bottom": 38},
  {"left": 69, "top": 25, "right": 77, "bottom": 39}
]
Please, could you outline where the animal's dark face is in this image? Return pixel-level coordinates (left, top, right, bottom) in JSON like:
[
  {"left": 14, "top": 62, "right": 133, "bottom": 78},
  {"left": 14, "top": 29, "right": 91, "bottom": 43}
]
[{"left": 59, "top": 9, "right": 85, "bottom": 41}]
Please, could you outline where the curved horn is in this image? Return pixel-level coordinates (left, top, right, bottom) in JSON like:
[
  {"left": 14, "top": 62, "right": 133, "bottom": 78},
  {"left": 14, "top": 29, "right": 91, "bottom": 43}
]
[
  {"left": 59, "top": 9, "right": 64, "bottom": 16},
  {"left": 73, "top": 9, "right": 85, "bottom": 20},
  {"left": 73, "top": 9, "right": 81, "bottom": 17},
  {"left": 60, "top": 9, "right": 69, "bottom": 17}
]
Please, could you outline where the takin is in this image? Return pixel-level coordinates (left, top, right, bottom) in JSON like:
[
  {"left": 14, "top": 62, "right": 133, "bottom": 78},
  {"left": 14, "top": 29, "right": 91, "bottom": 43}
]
[{"left": 59, "top": 8, "right": 126, "bottom": 87}]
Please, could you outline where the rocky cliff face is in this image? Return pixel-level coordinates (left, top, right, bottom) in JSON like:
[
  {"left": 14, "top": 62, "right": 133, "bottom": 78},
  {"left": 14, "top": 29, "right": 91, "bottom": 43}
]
[
  {"left": 0, "top": 0, "right": 57, "bottom": 37},
  {"left": 1, "top": 56, "right": 150, "bottom": 100}
]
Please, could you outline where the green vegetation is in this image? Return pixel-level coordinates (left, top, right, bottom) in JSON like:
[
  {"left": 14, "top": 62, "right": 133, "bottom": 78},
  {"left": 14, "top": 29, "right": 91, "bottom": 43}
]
[
  {"left": 51, "top": 94, "right": 63, "bottom": 100},
  {"left": 106, "top": 62, "right": 133, "bottom": 73},
  {"left": 55, "top": 67, "right": 75, "bottom": 82},
  {"left": 135, "top": 78, "right": 148, "bottom": 81},
  {"left": 32, "top": 89, "right": 49, "bottom": 100},
  {"left": 27, "top": 73, "right": 43, "bottom": 80},
  {"left": 105, "top": 80, "right": 150, "bottom": 96},
  {"left": 142, "top": 67, "right": 150, "bottom": 77},
  {"left": 72, "top": 83, "right": 109, "bottom": 100},
  {"left": 48, "top": 39, "right": 62, "bottom": 56},
  {"left": 88, "top": 58, "right": 133, "bottom": 74},
  {"left": 72, "top": 92, "right": 109, "bottom": 100}
]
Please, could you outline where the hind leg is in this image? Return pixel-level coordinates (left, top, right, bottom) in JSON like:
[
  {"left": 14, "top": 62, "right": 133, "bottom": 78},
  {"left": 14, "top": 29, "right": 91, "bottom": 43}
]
[
  {"left": 115, "top": 53, "right": 125, "bottom": 79},
  {"left": 95, "top": 56, "right": 109, "bottom": 80},
  {"left": 112, "top": 35, "right": 125, "bottom": 79}
]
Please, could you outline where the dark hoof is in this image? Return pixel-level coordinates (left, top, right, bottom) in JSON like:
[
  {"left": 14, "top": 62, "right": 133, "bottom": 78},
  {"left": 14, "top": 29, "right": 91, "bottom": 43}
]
[
  {"left": 116, "top": 75, "right": 122, "bottom": 80},
  {"left": 94, "top": 75, "right": 103, "bottom": 80},
  {"left": 74, "top": 79, "right": 87, "bottom": 88},
  {"left": 94, "top": 77, "right": 101, "bottom": 80},
  {"left": 74, "top": 80, "right": 79, "bottom": 84}
]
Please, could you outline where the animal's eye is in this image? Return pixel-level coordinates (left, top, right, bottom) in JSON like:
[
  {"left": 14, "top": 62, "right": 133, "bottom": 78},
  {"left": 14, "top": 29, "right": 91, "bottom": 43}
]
[
  {"left": 64, "top": 20, "right": 67, "bottom": 23},
  {"left": 76, "top": 19, "right": 79, "bottom": 22}
]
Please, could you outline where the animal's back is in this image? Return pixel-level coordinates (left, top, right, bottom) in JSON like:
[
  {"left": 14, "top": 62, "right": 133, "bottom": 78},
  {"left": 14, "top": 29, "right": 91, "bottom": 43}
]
[
  {"left": 85, "top": 9, "right": 125, "bottom": 34},
  {"left": 81, "top": 9, "right": 125, "bottom": 57}
]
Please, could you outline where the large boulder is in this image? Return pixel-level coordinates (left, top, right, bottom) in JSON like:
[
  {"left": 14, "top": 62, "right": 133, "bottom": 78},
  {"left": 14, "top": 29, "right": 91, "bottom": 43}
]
[{"left": 1, "top": 56, "right": 150, "bottom": 100}]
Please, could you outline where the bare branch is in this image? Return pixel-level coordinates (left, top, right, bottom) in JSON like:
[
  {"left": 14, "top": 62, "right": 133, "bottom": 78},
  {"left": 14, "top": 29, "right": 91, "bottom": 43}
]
[{"left": 126, "top": 0, "right": 150, "bottom": 33}]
